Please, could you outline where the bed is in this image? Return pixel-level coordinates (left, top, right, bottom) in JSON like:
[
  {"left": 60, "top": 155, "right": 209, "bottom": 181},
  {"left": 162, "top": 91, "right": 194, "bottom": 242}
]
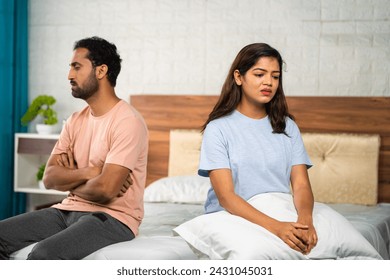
[{"left": 11, "top": 95, "right": 390, "bottom": 260}]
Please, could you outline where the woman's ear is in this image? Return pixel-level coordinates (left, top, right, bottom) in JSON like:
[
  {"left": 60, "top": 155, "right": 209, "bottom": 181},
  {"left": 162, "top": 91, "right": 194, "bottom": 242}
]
[
  {"left": 96, "top": 64, "right": 108, "bottom": 80},
  {"left": 233, "top": 70, "right": 242, "bottom": 86}
]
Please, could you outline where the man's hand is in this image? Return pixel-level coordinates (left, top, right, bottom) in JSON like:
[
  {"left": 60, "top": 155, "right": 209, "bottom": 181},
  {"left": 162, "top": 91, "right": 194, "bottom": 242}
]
[
  {"left": 117, "top": 172, "right": 133, "bottom": 197},
  {"left": 50, "top": 147, "right": 101, "bottom": 191},
  {"left": 55, "top": 147, "right": 133, "bottom": 200},
  {"left": 57, "top": 147, "right": 77, "bottom": 169}
]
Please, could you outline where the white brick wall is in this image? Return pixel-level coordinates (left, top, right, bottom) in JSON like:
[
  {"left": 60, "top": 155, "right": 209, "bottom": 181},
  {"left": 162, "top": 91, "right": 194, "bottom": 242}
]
[{"left": 28, "top": 0, "right": 390, "bottom": 127}]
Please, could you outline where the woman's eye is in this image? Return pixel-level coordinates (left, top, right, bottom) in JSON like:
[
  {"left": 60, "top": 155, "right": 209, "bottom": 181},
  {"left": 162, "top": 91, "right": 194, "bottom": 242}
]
[
  {"left": 273, "top": 76, "right": 280, "bottom": 80},
  {"left": 255, "top": 74, "right": 264, "bottom": 77}
]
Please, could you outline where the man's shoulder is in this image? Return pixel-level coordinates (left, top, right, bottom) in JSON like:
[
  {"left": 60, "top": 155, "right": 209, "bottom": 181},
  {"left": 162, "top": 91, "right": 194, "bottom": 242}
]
[
  {"left": 116, "top": 100, "right": 146, "bottom": 123},
  {"left": 112, "top": 100, "right": 148, "bottom": 134}
]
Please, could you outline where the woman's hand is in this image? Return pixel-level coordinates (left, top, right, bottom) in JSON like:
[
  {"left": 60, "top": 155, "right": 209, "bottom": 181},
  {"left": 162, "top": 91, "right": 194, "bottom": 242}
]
[
  {"left": 272, "top": 221, "right": 311, "bottom": 254},
  {"left": 290, "top": 164, "right": 318, "bottom": 254},
  {"left": 297, "top": 218, "right": 318, "bottom": 254}
]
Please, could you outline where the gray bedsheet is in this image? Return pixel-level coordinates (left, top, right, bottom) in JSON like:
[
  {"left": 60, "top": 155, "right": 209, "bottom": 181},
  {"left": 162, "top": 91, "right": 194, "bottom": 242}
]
[
  {"left": 328, "top": 203, "right": 390, "bottom": 259},
  {"left": 137, "top": 202, "right": 390, "bottom": 260},
  {"left": 139, "top": 202, "right": 205, "bottom": 236},
  {"left": 11, "top": 202, "right": 390, "bottom": 260}
]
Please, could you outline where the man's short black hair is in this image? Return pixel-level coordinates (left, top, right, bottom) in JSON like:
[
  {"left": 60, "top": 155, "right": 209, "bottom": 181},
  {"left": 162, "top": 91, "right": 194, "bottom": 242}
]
[{"left": 74, "top": 36, "right": 122, "bottom": 87}]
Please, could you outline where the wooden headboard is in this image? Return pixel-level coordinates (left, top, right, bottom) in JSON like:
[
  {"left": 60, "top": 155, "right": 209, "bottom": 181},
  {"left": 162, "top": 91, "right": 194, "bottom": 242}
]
[{"left": 131, "top": 95, "right": 390, "bottom": 203}]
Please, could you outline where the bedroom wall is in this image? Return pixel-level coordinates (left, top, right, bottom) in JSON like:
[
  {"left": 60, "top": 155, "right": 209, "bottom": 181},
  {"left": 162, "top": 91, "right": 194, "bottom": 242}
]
[{"left": 28, "top": 0, "right": 390, "bottom": 128}]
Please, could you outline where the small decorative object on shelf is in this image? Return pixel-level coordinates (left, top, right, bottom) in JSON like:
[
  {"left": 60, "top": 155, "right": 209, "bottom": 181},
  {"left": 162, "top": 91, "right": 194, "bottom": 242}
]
[
  {"left": 21, "top": 95, "right": 58, "bottom": 134},
  {"left": 36, "top": 164, "right": 46, "bottom": 190}
]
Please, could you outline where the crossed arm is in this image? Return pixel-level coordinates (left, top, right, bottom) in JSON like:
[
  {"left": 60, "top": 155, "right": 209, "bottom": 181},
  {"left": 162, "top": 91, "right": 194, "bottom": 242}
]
[
  {"left": 209, "top": 164, "right": 317, "bottom": 255},
  {"left": 43, "top": 147, "right": 132, "bottom": 204}
]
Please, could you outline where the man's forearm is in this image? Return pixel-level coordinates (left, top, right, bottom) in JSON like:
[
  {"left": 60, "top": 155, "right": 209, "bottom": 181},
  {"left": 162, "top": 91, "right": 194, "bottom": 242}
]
[
  {"left": 43, "top": 165, "right": 99, "bottom": 192},
  {"left": 71, "top": 164, "right": 131, "bottom": 204},
  {"left": 71, "top": 180, "right": 112, "bottom": 204}
]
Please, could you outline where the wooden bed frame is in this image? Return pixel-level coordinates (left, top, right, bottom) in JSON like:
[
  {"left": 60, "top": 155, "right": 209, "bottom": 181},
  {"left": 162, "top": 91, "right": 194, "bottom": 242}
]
[{"left": 130, "top": 95, "right": 390, "bottom": 203}]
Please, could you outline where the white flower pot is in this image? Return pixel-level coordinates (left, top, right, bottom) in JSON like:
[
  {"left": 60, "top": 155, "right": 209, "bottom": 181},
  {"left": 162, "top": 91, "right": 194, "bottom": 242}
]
[
  {"left": 38, "top": 180, "right": 46, "bottom": 190},
  {"left": 36, "top": 124, "right": 54, "bottom": 134}
]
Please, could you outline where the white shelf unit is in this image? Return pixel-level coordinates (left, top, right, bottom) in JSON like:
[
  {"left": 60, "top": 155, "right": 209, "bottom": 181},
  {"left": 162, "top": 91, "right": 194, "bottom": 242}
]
[{"left": 14, "top": 133, "right": 65, "bottom": 196}]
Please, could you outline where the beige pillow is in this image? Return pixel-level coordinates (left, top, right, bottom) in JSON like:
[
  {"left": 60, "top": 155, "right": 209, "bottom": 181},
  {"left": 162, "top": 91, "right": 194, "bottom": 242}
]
[
  {"left": 168, "top": 129, "right": 202, "bottom": 177},
  {"left": 302, "top": 133, "right": 380, "bottom": 205}
]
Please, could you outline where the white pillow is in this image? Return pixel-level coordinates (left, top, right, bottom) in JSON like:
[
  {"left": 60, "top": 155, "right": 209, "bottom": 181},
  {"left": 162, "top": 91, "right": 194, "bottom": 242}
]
[
  {"left": 144, "top": 175, "right": 210, "bottom": 204},
  {"left": 173, "top": 193, "right": 382, "bottom": 260}
]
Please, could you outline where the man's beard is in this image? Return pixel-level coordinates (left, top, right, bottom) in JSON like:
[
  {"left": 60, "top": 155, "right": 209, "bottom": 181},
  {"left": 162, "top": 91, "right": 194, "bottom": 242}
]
[{"left": 71, "top": 71, "right": 99, "bottom": 100}]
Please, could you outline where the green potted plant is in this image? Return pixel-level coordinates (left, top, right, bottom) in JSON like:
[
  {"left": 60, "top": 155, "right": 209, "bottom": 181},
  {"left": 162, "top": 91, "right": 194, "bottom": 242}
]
[
  {"left": 36, "top": 163, "right": 46, "bottom": 189},
  {"left": 21, "top": 95, "right": 58, "bottom": 134}
]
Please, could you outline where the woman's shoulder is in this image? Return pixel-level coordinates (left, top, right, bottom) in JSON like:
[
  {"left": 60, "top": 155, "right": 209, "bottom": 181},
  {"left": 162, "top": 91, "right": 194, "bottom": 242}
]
[
  {"left": 285, "top": 117, "right": 302, "bottom": 135},
  {"left": 207, "top": 112, "right": 235, "bottom": 127},
  {"left": 285, "top": 116, "right": 297, "bottom": 126},
  {"left": 203, "top": 113, "right": 238, "bottom": 139}
]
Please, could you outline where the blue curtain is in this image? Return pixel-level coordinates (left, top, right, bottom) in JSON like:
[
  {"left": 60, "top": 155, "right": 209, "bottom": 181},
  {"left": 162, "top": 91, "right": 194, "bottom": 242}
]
[{"left": 0, "top": 0, "right": 28, "bottom": 219}]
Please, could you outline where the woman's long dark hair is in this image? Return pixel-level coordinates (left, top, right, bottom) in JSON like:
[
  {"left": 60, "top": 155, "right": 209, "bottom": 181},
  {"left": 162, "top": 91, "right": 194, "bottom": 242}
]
[{"left": 202, "top": 43, "right": 293, "bottom": 134}]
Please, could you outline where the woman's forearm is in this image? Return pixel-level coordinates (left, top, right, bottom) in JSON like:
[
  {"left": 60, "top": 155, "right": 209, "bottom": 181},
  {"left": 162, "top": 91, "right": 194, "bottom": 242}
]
[
  {"left": 293, "top": 186, "right": 314, "bottom": 223},
  {"left": 220, "top": 192, "right": 280, "bottom": 231},
  {"left": 210, "top": 169, "right": 279, "bottom": 231},
  {"left": 290, "top": 165, "right": 315, "bottom": 223}
]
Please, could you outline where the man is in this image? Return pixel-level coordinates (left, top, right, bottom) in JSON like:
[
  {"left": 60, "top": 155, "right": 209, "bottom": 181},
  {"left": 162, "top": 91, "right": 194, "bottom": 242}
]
[{"left": 0, "top": 36, "right": 148, "bottom": 259}]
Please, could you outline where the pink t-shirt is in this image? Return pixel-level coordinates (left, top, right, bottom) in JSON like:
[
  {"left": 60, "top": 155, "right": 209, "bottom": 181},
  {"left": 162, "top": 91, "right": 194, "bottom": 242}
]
[{"left": 51, "top": 100, "right": 148, "bottom": 235}]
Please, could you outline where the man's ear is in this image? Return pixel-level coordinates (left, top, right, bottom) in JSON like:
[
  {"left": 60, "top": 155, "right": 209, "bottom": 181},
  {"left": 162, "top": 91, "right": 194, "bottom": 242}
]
[
  {"left": 233, "top": 69, "right": 242, "bottom": 86},
  {"left": 96, "top": 64, "right": 108, "bottom": 80}
]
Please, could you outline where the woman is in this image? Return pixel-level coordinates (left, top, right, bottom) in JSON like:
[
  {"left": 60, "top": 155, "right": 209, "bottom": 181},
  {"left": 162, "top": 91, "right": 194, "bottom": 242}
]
[{"left": 198, "top": 43, "right": 317, "bottom": 255}]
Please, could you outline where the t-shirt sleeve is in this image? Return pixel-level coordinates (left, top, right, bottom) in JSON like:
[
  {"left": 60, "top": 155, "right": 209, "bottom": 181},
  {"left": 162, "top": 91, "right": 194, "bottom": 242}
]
[
  {"left": 198, "top": 121, "right": 231, "bottom": 177},
  {"left": 51, "top": 115, "right": 73, "bottom": 155},
  {"left": 105, "top": 116, "right": 148, "bottom": 171},
  {"left": 288, "top": 119, "right": 312, "bottom": 169}
]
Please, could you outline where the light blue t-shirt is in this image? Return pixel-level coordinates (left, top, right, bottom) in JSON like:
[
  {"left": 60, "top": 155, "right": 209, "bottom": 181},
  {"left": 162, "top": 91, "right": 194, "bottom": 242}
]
[{"left": 199, "top": 110, "right": 312, "bottom": 213}]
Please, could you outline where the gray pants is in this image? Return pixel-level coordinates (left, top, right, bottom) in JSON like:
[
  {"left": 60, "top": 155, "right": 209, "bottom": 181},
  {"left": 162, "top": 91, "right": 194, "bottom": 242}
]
[{"left": 0, "top": 208, "right": 134, "bottom": 259}]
